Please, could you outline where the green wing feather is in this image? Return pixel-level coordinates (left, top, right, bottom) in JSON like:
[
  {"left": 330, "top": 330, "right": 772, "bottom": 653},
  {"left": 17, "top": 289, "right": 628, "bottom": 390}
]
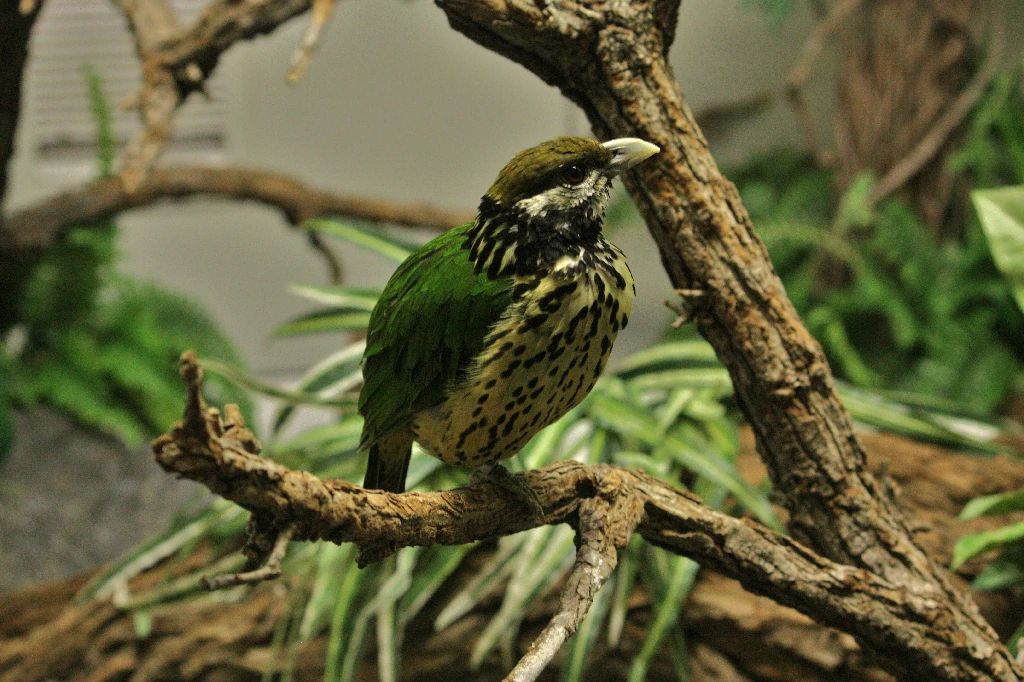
[{"left": 358, "top": 223, "right": 512, "bottom": 447}]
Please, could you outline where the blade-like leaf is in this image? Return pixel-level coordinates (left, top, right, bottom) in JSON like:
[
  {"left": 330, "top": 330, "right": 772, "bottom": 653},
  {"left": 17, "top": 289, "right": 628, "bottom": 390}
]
[
  {"left": 435, "top": 535, "right": 526, "bottom": 630},
  {"left": 616, "top": 340, "right": 720, "bottom": 377},
  {"left": 470, "top": 525, "right": 575, "bottom": 668},
  {"left": 305, "top": 219, "right": 415, "bottom": 263},
  {"left": 274, "top": 310, "right": 372, "bottom": 337},
  {"left": 960, "top": 487, "right": 1024, "bottom": 520},
  {"left": 607, "top": 536, "right": 642, "bottom": 648},
  {"left": 299, "top": 543, "right": 356, "bottom": 640},
  {"left": 657, "top": 425, "right": 781, "bottom": 531},
  {"left": 952, "top": 520, "right": 1024, "bottom": 570},
  {"left": 398, "top": 544, "right": 474, "bottom": 627},
  {"left": 202, "top": 358, "right": 357, "bottom": 409},
  {"left": 287, "top": 284, "right": 380, "bottom": 310},
  {"left": 629, "top": 552, "right": 699, "bottom": 682}
]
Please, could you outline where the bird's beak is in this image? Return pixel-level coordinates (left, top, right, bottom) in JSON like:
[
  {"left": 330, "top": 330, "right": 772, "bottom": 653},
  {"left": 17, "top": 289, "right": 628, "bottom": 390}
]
[{"left": 602, "top": 138, "right": 661, "bottom": 175}]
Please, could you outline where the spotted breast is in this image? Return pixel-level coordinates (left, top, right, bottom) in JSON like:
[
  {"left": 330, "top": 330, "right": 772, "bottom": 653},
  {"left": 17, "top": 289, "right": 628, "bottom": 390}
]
[{"left": 411, "top": 243, "right": 634, "bottom": 467}]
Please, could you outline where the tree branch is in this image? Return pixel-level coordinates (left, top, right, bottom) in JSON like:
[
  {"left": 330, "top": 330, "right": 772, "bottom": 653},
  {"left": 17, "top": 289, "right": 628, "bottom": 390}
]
[
  {"left": 156, "top": 352, "right": 1020, "bottom": 682},
  {"left": 115, "top": 0, "right": 315, "bottom": 188},
  {"left": 0, "top": 165, "right": 472, "bottom": 250}
]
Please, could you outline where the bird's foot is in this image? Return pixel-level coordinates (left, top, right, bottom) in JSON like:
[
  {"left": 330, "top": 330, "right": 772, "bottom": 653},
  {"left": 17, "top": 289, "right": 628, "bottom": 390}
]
[{"left": 472, "top": 462, "right": 545, "bottom": 522}]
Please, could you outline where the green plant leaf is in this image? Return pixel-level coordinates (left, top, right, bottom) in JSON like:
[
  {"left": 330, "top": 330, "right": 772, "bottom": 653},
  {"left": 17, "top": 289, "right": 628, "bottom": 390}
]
[
  {"left": 629, "top": 551, "right": 699, "bottom": 682},
  {"left": 304, "top": 219, "right": 416, "bottom": 263},
  {"left": 434, "top": 536, "right": 525, "bottom": 631},
  {"left": 971, "top": 550, "right": 1024, "bottom": 591},
  {"left": 274, "top": 310, "right": 372, "bottom": 337},
  {"left": 287, "top": 285, "right": 380, "bottom": 311},
  {"left": 960, "top": 488, "right": 1024, "bottom": 520},
  {"left": 972, "top": 186, "right": 1024, "bottom": 314},
  {"left": 470, "top": 525, "right": 575, "bottom": 668},
  {"left": 952, "top": 520, "right": 1024, "bottom": 570}
]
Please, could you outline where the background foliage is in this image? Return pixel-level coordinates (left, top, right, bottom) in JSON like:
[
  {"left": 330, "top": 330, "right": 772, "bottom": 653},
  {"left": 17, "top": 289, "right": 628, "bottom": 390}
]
[{"left": 0, "top": 69, "right": 251, "bottom": 455}]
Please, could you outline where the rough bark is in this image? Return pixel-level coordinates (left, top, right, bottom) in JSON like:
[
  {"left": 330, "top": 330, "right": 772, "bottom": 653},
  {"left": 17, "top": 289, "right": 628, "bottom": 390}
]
[
  {"left": 0, "top": 2, "right": 44, "bottom": 331},
  {"left": 430, "top": 0, "right": 1020, "bottom": 678}
]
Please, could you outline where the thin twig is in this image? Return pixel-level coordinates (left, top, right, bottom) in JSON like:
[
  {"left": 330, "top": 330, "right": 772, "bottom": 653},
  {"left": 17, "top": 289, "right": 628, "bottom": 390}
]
[
  {"left": 116, "top": 0, "right": 315, "bottom": 187},
  {"left": 504, "top": 496, "right": 639, "bottom": 682},
  {"left": 784, "top": 0, "right": 863, "bottom": 165},
  {"left": 287, "top": 0, "right": 334, "bottom": 83},
  {"left": 202, "top": 525, "right": 296, "bottom": 590},
  {"left": 665, "top": 288, "right": 706, "bottom": 328}
]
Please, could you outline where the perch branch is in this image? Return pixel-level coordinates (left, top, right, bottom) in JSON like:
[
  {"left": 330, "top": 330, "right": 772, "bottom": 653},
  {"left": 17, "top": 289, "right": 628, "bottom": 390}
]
[
  {"left": 0, "top": 165, "right": 472, "bottom": 250},
  {"left": 156, "top": 353, "right": 1021, "bottom": 682}
]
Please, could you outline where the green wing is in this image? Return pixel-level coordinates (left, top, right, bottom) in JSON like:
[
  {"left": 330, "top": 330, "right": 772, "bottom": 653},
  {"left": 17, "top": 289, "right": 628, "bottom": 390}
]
[{"left": 358, "top": 223, "right": 512, "bottom": 445}]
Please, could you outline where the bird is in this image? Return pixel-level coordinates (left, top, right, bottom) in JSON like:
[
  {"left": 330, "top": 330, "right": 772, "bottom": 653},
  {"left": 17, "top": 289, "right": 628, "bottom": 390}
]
[{"left": 358, "top": 135, "right": 660, "bottom": 494}]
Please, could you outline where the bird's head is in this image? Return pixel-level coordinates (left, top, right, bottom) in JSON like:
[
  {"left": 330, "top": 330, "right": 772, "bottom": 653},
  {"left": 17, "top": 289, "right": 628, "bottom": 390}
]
[
  {"left": 485, "top": 136, "right": 660, "bottom": 222},
  {"left": 469, "top": 136, "right": 659, "bottom": 277}
]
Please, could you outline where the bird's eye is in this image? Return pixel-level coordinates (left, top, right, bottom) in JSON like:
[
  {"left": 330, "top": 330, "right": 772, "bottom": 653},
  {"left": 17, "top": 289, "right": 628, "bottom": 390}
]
[{"left": 563, "top": 164, "right": 587, "bottom": 186}]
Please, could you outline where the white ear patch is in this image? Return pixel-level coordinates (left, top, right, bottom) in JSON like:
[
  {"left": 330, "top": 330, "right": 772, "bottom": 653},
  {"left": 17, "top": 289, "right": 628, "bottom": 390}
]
[{"left": 513, "top": 169, "right": 606, "bottom": 218}]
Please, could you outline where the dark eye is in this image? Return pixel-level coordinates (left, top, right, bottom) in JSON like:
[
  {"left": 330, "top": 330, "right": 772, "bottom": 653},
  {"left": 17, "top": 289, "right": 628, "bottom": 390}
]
[{"left": 563, "top": 164, "right": 587, "bottom": 186}]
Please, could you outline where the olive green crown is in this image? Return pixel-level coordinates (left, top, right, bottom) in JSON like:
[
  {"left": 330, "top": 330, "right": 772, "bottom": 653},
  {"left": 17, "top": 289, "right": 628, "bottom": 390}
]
[{"left": 485, "top": 137, "right": 613, "bottom": 206}]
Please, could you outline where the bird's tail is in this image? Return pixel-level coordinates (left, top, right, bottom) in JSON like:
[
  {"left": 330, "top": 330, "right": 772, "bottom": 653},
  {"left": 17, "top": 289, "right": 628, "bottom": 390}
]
[{"left": 362, "top": 430, "right": 413, "bottom": 493}]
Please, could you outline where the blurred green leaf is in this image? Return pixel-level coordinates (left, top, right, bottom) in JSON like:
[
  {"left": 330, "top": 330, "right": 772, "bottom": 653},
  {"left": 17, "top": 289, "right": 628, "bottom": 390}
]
[
  {"left": 952, "top": 520, "right": 1024, "bottom": 570},
  {"left": 972, "top": 186, "right": 1024, "bottom": 314},
  {"left": 305, "top": 219, "right": 415, "bottom": 263},
  {"left": 629, "top": 552, "right": 699, "bottom": 682},
  {"left": 275, "top": 310, "right": 372, "bottom": 337},
  {"left": 971, "top": 547, "right": 1024, "bottom": 591},
  {"left": 960, "top": 488, "right": 1024, "bottom": 520}
]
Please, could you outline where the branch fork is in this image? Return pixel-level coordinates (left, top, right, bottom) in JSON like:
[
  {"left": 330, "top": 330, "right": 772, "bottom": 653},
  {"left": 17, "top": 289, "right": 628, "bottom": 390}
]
[{"left": 153, "top": 352, "right": 1024, "bottom": 681}]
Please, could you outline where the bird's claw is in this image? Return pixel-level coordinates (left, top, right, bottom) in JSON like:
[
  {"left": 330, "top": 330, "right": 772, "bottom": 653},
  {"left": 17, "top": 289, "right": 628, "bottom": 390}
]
[{"left": 473, "top": 462, "right": 546, "bottom": 522}]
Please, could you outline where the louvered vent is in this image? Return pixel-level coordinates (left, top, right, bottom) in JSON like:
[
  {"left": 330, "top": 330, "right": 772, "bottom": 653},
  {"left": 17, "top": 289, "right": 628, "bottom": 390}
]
[{"left": 24, "top": 0, "right": 226, "bottom": 175}]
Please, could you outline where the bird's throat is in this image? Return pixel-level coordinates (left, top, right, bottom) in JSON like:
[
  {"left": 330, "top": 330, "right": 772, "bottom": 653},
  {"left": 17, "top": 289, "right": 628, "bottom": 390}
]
[{"left": 465, "top": 196, "right": 607, "bottom": 280}]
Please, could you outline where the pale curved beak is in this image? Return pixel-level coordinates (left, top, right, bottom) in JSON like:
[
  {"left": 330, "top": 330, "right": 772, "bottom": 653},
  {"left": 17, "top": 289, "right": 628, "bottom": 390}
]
[{"left": 602, "top": 137, "right": 660, "bottom": 174}]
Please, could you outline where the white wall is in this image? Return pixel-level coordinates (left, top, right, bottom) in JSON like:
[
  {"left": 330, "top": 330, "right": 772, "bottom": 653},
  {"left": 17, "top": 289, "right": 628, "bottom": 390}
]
[{"left": 8, "top": 0, "right": 818, "bottom": 377}]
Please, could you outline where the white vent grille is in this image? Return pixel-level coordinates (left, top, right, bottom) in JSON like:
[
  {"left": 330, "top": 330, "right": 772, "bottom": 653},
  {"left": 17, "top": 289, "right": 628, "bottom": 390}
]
[{"left": 25, "top": 0, "right": 226, "bottom": 171}]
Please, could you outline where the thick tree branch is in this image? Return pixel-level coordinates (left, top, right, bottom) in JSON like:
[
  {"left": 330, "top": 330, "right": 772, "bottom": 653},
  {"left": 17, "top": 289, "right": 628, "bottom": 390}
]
[
  {"left": 0, "top": 165, "right": 472, "bottom": 250},
  {"left": 430, "top": 0, "right": 1019, "bottom": 679},
  {"left": 156, "top": 353, "right": 1019, "bottom": 682}
]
